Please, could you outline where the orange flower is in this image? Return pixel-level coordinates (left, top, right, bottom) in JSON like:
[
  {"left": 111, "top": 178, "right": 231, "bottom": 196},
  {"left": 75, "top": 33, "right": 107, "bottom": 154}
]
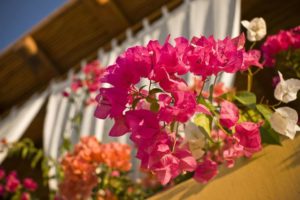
[
  {"left": 99, "top": 142, "right": 132, "bottom": 171},
  {"left": 59, "top": 136, "right": 132, "bottom": 199}
]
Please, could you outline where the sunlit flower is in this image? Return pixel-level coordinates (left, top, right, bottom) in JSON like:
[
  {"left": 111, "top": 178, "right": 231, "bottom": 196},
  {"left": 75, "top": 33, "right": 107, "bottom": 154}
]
[
  {"left": 274, "top": 71, "right": 300, "bottom": 103},
  {"left": 193, "top": 159, "right": 218, "bottom": 183},
  {"left": 241, "top": 17, "right": 267, "bottom": 42},
  {"left": 219, "top": 100, "right": 239, "bottom": 129},
  {"left": 270, "top": 107, "right": 300, "bottom": 139},
  {"left": 235, "top": 122, "right": 262, "bottom": 157},
  {"left": 261, "top": 25, "right": 300, "bottom": 66}
]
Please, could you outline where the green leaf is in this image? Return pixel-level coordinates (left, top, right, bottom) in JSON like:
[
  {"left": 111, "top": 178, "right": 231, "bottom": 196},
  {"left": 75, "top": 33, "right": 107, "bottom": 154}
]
[
  {"left": 235, "top": 91, "right": 256, "bottom": 106},
  {"left": 150, "top": 102, "right": 160, "bottom": 112},
  {"left": 209, "top": 84, "right": 214, "bottom": 102},
  {"left": 21, "top": 147, "right": 28, "bottom": 159},
  {"left": 62, "top": 138, "right": 71, "bottom": 151},
  {"left": 146, "top": 96, "right": 156, "bottom": 104},
  {"left": 219, "top": 91, "right": 235, "bottom": 101},
  {"left": 138, "top": 85, "right": 147, "bottom": 92},
  {"left": 149, "top": 88, "right": 163, "bottom": 96},
  {"left": 31, "top": 150, "right": 43, "bottom": 168},
  {"left": 131, "top": 98, "right": 142, "bottom": 109},
  {"left": 260, "top": 125, "right": 281, "bottom": 145},
  {"left": 197, "top": 96, "right": 215, "bottom": 112},
  {"left": 240, "top": 108, "right": 262, "bottom": 123},
  {"left": 194, "top": 113, "right": 211, "bottom": 135},
  {"left": 256, "top": 104, "right": 273, "bottom": 121}
]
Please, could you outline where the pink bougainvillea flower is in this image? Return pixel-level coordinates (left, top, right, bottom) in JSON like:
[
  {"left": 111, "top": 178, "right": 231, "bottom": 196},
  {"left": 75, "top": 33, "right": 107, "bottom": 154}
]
[
  {"left": 94, "top": 87, "right": 128, "bottom": 119},
  {"left": 103, "top": 46, "right": 151, "bottom": 89},
  {"left": 93, "top": 34, "right": 266, "bottom": 186},
  {"left": 101, "top": 64, "right": 140, "bottom": 89},
  {"left": 184, "top": 35, "right": 243, "bottom": 78},
  {"left": 70, "top": 78, "right": 83, "bottom": 93},
  {"left": 174, "top": 148, "right": 197, "bottom": 172},
  {"left": 219, "top": 100, "right": 239, "bottom": 129},
  {"left": 151, "top": 66, "right": 188, "bottom": 93},
  {"left": 23, "top": 178, "right": 38, "bottom": 191},
  {"left": 240, "top": 50, "right": 262, "bottom": 70},
  {"left": 261, "top": 26, "right": 300, "bottom": 66},
  {"left": 158, "top": 91, "right": 197, "bottom": 123},
  {"left": 109, "top": 117, "right": 129, "bottom": 137},
  {"left": 222, "top": 137, "right": 244, "bottom": 168},
  {"left": 83, "top": 60, "right": 104, "bottom": 78},
  {"left": 0, "top": 168, "right": 5, "bottom": 180},
  {"left": 193, "top": 159, "right": 218, "bottom": 183},
  {"left": 152, "top": 154, "right": 180, "bottom": 185},
  {"left": 21, "top": 192, "right": 31, "bottom": 200},
  {"left": 235, "top": 122, "right": 262, "bottom": 157},
  {"left": 5, "top": 171, "right": 20, "bottom": 192},
  {"left": 0, "top": 185, "right": 4, "bottom": 196},
  {"left": 155, "top": 38, "right": 189, "bottom": 76}
]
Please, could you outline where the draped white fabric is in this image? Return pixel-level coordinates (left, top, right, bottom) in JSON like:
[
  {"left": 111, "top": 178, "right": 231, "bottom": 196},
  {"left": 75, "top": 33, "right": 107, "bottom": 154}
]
[
  {"left": 0, "top": 91, "right": 48, "bottom": 163},
  {"left": 41, "top": 0, "right": 241, "bottom": 189}
]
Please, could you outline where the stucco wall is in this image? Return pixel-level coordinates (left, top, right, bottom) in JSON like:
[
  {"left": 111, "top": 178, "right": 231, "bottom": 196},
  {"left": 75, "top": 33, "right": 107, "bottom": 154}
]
[{"left": 150, "top": 134, "right": 300, "bottom": 200}]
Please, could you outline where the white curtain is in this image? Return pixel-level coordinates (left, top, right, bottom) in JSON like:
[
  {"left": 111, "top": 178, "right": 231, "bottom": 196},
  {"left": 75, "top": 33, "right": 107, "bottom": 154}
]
[
  {"left": 43, "top": 0, "right": 241, "bottom": 189},
  {"left": 0, "top": 90, "right": 48, "bottom": 163}
]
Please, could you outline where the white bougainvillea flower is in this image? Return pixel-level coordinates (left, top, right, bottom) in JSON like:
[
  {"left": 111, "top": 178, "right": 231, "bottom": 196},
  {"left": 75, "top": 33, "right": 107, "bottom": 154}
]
[
  {"left": 184, "top": 121, "right": 206, "bottom": 160},
  {"left": 270, "top": 107, "right": 300, "bottom": 139},
  {"left": 241, "top": 17, "right": 267, "bottom": 42},
  {"left": 274, "top": 71, "right": 300, "bottom": 103}
]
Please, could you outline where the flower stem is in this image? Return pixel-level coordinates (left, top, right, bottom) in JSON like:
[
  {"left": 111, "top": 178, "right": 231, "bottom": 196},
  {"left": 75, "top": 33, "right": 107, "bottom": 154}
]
[
  {"left": 247, "top": 68, "right": 253, "bottom": 92},
  {"left": 148, "top": 80, "right": 152, "bottom": 91},
  {"left": 209, "top": 75, "right": 218, "bottom": 103},
  {"left": 250, "top": 42, "right": 256, "bottom": 50}
]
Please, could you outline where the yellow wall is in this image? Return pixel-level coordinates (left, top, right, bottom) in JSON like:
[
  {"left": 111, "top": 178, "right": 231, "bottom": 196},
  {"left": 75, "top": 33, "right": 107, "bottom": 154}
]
[{"left": 150, "top": 134, "right": 300, "bottom": 200}]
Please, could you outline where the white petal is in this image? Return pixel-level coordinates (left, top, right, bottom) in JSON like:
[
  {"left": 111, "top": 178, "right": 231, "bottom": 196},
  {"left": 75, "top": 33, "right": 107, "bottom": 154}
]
[
  {"left": 278, "top": 71, "right": 284, "bottom": 81},
  {"left": 274, "top": 72, "right": 300, "bottom": 103},
  {"left": 243, "top": 17, "right": 267, "bottom": 41},
  {"left": 270, "top": 107, "right": 299, "bottom": 140},
  {"left": 241, "top": 20, "right": 250, "bottom": 29},
  {"left": 274, "top": 82, "right": 287, "bottom": 102},
  {"left": 247, "top": 30, "right": 257, "bottom": 42},
  {"left": 184, "top": 121, "right": 205, "bottom": 141},
  {"left": 286, "top": 78, "right": 300, "bottom": 92},
  {"left": 276, "top": 107, "right": 298, "bottom": 124},
  {"left": 270, "top": 112, "right": 289, "bottom": 135}
]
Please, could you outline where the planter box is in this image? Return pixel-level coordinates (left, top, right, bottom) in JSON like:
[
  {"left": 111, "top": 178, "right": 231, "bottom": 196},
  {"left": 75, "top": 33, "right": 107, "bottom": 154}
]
[{"left": 149, "top": 135, "right": 300, "bottom": 200}]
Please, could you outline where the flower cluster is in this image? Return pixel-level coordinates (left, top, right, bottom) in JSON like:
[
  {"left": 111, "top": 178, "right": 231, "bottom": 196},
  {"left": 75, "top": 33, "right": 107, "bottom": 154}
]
[
  {"left": 262, "top": 26, "right": 300, "bottom": 66},
  {"left": 59, "top": 136, "right": 132, "bottom": 200},
  {"left": 94, "top": 34, "right": 263, "bottom": 185},
  {"left": 0, "top": 169, "right": 38, "bottom": 200},
  {"left": 63, "top": 60, "right": 105, "bottom": 105},
  {"left": 270, "top": 72, "right": 300, "bottom": 139}
]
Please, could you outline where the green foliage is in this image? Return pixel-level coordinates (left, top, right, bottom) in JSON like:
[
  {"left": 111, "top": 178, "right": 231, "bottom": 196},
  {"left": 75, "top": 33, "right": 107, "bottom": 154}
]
[
  {"left": 260, "top": 123, "right": 281, "bottom": 145},
  {"left": 235, "top": 91, "right": 256, "bottom": 106},
  {"left": 194, "top": 114, "right": 211, "bottom": 135},
  {"left": 6, "top": 138, "right": 57, "bottom": 186},
  {"left": 150, "top": 102, "right": 160, "bottom": 112},
  {"left": 149, "top": 88, "right": 163, "bottom": 96},
  {"left": 256, "top": 104, "right": 273, "bottom": 121}
]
